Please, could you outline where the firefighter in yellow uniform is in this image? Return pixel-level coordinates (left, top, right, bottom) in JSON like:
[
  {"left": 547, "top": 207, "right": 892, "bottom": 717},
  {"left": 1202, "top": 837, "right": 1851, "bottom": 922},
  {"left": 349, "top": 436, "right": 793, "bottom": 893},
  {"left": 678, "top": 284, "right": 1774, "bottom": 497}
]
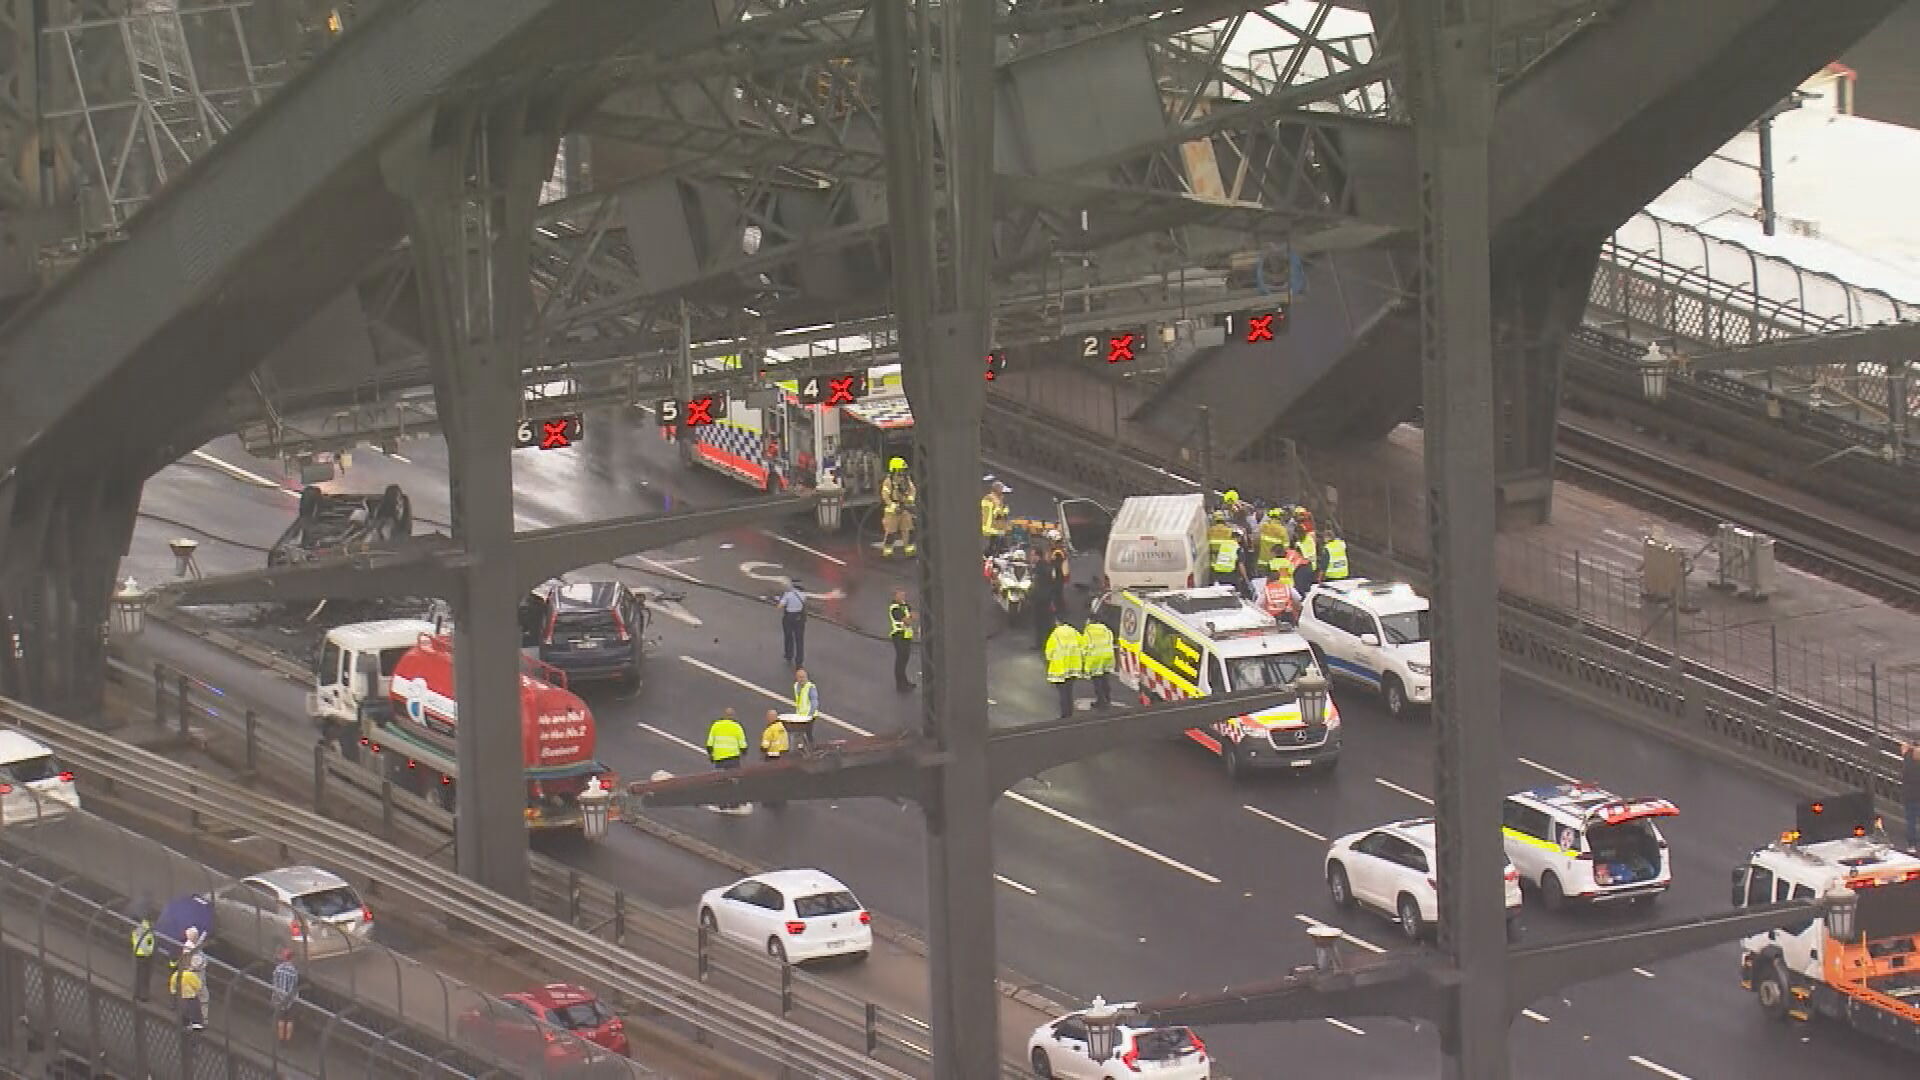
[
  {"left": 980, "top": 478, "right": 1012, "bottom": 556},
  {"left": 1080, "top": 616, "right": 1116, "bottom": 709},
  {"left": 1256, "top": 508, "right": 1291, "bottom": 566},
  {"left": 1043, "top": 616, "right": 1084, "bottom": 719},
  {"left": 881, "top": 457, "right": 918, "bottom": 557}
]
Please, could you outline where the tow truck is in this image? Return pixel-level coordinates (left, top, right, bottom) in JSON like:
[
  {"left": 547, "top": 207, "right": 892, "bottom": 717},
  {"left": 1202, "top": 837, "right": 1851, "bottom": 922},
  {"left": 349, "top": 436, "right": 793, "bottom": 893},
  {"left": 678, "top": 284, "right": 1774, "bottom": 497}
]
[
  {"left": 684, "top": 365, "right": 913, "bottom": 512},
  {"left": 1735, "top": 792, "right": 1920, "bottom": 1052}
]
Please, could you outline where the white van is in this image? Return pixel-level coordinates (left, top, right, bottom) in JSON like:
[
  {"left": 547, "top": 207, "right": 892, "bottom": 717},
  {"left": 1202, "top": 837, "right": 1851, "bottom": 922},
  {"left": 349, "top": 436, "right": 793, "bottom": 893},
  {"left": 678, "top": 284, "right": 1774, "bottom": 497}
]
[
  {"left": 0, "top": 730, "right": 80, "bottom": 824},
  {"left": 1099, "top": 494, "right": 1210, "bottom": 594}
]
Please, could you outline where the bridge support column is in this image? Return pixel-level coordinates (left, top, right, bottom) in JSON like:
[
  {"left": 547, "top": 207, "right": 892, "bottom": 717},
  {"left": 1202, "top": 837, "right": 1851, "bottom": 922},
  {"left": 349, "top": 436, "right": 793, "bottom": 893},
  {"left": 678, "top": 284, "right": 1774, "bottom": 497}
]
[
  {"left": 1490, "top": 245, "right": 1601, "bottom": 527},
  {"left": 1404, "top": 5, "right": 1512, "bottom": 1078},
  {"left": 386, "top": 103, "right": 557, "bottom": 903},
  {"left": 877, "top": 0, "right": 1001, "bottom": 1074}
]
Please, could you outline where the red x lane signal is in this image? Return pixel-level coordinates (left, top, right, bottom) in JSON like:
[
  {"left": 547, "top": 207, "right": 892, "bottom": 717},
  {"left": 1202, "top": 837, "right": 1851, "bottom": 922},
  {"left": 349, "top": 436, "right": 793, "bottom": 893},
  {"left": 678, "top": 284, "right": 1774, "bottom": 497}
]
[
  {"left": 824, "top": 375, "right": 860, "bottom": 407},
  {"left": 685, "top": 395, "right": 718, "bottom": 426},
  {"left": 1107, "top": 333, "right": 1136, "bottom": 364},
  {"left": 1246, "top": 313, "right": 1276, "bottom": 343}
]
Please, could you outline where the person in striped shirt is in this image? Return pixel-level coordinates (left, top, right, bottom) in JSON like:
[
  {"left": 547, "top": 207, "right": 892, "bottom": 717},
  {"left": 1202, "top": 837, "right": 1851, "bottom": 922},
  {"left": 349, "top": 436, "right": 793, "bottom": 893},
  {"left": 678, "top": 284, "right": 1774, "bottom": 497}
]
[{"left": 271, "top": 949, "right": 300, "bottom": 1044}]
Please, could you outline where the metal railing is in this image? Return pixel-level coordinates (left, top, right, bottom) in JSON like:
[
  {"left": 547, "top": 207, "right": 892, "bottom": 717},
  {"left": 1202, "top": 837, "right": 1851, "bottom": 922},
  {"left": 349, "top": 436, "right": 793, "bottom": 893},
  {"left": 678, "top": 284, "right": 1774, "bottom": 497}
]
[
  {"left": 977, "top": 375, "right": 1915, "bottom": 820},
  {"left": 25, "top": 660, "right": 1031, "bottom": 1078}
]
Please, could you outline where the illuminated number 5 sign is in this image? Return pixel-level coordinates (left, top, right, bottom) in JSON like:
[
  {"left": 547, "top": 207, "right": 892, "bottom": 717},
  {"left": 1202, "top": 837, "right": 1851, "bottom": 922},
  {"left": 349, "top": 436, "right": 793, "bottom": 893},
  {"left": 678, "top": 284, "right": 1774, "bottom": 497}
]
[{"left": 656, "top": 398, "right": 682, "bottom": 425}]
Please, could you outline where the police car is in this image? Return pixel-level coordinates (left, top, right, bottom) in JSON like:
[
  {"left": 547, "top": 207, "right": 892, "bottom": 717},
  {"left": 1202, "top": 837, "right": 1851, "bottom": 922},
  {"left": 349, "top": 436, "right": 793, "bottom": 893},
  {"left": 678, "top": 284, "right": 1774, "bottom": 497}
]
[
  {"left": 1103, "top": 585, "right": 1340, "bottom": 778},
  {"left": 1501, "top": 784, "right": 1677, "bottom": 909},
  {"left": 1295, "top": 580, "right": 1432, "bottom": 718}
]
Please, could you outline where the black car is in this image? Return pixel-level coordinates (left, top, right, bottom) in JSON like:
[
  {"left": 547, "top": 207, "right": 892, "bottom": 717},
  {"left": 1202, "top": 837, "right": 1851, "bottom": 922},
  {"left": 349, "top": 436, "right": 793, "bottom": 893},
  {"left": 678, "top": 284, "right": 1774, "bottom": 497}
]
[{"left": 520, "top": 581, "right": 646, "bottom": 688}]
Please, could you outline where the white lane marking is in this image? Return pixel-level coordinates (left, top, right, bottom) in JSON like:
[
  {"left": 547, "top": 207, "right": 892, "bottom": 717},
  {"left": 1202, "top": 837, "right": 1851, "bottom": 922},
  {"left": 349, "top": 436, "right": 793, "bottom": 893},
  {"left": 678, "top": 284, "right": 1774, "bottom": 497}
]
[
  {"left": 191, "top": 449, "right": 298, "bottom": 496},
  {"left": 1516, "top": 756, "right": 1581, "bottom": 784},
  {"left": 1627, "top": 1056, "right": 1692, "bottom": 1079},
  {"left": 1521, "top": 1008, "right": 1550, "bottom": 1024},
  {"left": 1632, "top": 967, "right": 1656, "bottom": 979},
  {"left": 680, "top": 656, "right": 1216, "bottom": 884},
  {"left": 1324, "top": 1018, "right": 1366, "bottom": 1036},
  {"left": 637, "top": 723, "right": 702, "bottom": 755},
  {"left": 636, "top": 555, "right": 706, "bottom": 585},
  {"left": 1373, "top": 777, "right": 1433, "bottom": 805},
  {"left": 678, "top": 657, "right": 875, "bottom": 736},
  {"left": 1243, "top": 804, "right": 1327, "bottom": 843},
  {"left": 1004, "top": 792, "right": 1221, "bottom": 885},
  {"left": 388, "top": 454, "right": 412, "bottom": 464},
  {"left": 1291, "top": 914, "right": 1387, "bottom": 955},
  {"left": 995, "top": 874, "right": 1038, "bottom": 896},
  {"left": 765, "top": 530, "right": 847, "bottom": 567}
]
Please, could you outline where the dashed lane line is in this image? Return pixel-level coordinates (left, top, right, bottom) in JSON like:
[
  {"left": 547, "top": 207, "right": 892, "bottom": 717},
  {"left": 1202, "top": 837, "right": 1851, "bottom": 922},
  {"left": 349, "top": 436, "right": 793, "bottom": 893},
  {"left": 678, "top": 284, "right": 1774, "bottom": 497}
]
[
  {"left": 679, "top": 656, "right": 874, "bottom": 736},
  {"left": 1373, "top": 777, "right": 1433, "bottom": 805},
  {"left": 765, "top": 530, "right": 847, "bottom": 567},
  {"left": 1627, "top": 1056, "right": 1691, "bottom": 1079},
  {"left": 678, "top": 655, "right": 1218, "bottom": 884},
  {"left": 1243, "top": 804, "right": 1327, "bottom": 843},
  {"left": 1324, "top": 1018, "right": 1365, "bottom": 1036},
  {"left": 995, "top": 875, "right": 1038, "bottom": 896},
  {"left": 1520, "top": 1008, "right": 1551, "bottom": 1024},
  {"left": 190, "top": 450, "right": 298, "bottom": 496},
  {"left": 636, "top": 555, "right": 707, "bottom": 585},
  {"left": 1516, "top": 756, "right": 1581, "bottom": 784},
  {"left": 1633, "top": 967, "right": 1657, "bottom": 979},
  {"left": 1003, "top": 793, "right": 1221, "bottom": 885},
  {"left": 636, "top": 723, "right": 702, "bottom": 755},
  {"left": 1291, "top": 914, "right": 1388, "bottom": 955}
]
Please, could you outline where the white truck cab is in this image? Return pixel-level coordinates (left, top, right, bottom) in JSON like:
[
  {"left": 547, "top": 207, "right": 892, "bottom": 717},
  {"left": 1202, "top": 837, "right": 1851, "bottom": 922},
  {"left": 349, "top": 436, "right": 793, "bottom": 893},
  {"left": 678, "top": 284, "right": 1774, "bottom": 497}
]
[
  {"left": 307, "top": 619, "right": 439, "bottom": 740},
  {"left": 1100, "top": 585, "right": 1339, "bottom": 777}
]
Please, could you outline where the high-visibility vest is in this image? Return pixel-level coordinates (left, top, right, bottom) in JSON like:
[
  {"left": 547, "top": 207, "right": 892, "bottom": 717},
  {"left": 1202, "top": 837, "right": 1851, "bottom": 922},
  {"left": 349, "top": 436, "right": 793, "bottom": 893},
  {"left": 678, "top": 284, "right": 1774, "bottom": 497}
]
[
  {"left": 706, "top": 719, "right": 747, "bottom": 762},
  {"left": 1298, "top": 533, "right": 1318, "bottom": 564},
  {"left": 792, "top": 681, "right": 819, "bottom": 717},
  {"left": 1323, "top": 538, "right": 1350, "bottom": 580},
  {"left": 169, "top": 968, "right": 203, "bottom": 999},
  {"left": 888, "top": 603, "right": 915, "bottom": 640},
  {"left": 1044, "top": 625, "right": 1084, "bottom": 682},
  {"left": 131, "top": 921, "right": 155, "bottom": 958},
  {"left": 1262, "top": 579, "right": 1297, "bottom": 618},
  {"left": 1210, "top": 537, "right": 1241, "bottom": 575},
  {"left": 1080, "top": 622, "right": 1116, "bottom": 675},
  {"left": 761, "top": 722, "right": 790, "bottom": 755},
  {"left": 980, "top": 497, "right": 1009, "bottom": 536}
]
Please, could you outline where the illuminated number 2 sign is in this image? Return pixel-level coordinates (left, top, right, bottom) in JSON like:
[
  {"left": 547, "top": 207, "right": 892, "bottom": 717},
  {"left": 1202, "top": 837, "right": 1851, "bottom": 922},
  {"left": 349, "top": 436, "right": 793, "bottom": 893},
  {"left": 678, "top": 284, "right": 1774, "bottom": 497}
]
[{"left": 1081, "top": 334, "right": 1137, "bottom": 363}]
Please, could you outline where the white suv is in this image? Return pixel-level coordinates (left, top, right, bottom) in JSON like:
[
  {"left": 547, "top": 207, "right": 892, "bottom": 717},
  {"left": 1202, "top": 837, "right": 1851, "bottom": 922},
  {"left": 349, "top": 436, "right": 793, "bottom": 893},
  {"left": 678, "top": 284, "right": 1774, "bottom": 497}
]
[
  {"left": 1501, "top": 785, "right": 1677, "bottom": 909},
  {"left": 1297, "top": 580, "right": 1432, "bottom": 717},
  {"left": 1325, "top": 818, "right": 1523, "bottom": 942}
]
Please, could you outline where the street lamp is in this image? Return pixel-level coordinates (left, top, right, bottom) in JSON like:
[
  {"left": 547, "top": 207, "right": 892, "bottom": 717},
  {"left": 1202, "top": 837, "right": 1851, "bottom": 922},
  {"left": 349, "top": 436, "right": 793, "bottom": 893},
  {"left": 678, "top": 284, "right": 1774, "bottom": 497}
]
[
  {"left": 168, "top": 537, "right": 202, "bottom": 579},
  {"left": 1639, "top": 342, "right": 1673, "bottom": 403},
  {"left": 1294, "top": 672, "right": 1331, "bottom": 726},
  {"left": 1824, "top": 879, "right": 1858, "bottom": 941},
  {"left": 1082, "top": 997, "right": 1122, "bottom": 1063},
  {"left": 112, "top": 578, "right": 149, "bottom": 637},
  {"left": 1307, "top": 923, "right": 1344, "bottom": 971},
  {"left": 578, "top": 774, "right": 614, "bottom": 841}
]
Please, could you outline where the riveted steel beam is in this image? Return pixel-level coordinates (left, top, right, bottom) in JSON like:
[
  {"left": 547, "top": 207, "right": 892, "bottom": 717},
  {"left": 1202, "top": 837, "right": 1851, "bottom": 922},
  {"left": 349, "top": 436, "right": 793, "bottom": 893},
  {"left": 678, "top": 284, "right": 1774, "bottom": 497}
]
[
  {"left": 1507, "top": 901, "right": 1823, "bottom": 1005},
  {"left": 984, "top": 687, "right": 1295, "bottom": 793}
]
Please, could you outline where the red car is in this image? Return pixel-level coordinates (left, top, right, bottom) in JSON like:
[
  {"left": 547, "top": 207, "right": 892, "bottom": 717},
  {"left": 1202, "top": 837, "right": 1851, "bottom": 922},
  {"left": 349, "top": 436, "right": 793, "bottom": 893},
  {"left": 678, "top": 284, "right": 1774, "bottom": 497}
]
[{"left": 457, "top": 983, "right": 629, "bottom": 1068}]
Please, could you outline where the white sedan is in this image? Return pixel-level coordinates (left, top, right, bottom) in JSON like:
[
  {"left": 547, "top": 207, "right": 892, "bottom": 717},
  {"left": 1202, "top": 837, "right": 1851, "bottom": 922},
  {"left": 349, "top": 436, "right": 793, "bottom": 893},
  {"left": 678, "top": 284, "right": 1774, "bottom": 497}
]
[
  {"left": 698, "top": 869, "right": 872, "bottom": 964},
  {"left": 1027, "top": 1001, "right": 1209, "bottom": 1079},
  {"left": 1325, "top": 818, "right": 1523, "bottom": 942}
]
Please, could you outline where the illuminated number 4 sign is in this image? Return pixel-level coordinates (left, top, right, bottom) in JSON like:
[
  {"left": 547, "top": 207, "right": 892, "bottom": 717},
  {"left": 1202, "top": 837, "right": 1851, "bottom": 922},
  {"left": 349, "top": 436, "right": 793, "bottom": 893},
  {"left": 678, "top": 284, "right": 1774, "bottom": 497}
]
[
  {"left": 515, "top": 414, "right": 584, "bottom": 450},
  {"left": 799, "top": 372, "right": 868, "bottom": 405}
]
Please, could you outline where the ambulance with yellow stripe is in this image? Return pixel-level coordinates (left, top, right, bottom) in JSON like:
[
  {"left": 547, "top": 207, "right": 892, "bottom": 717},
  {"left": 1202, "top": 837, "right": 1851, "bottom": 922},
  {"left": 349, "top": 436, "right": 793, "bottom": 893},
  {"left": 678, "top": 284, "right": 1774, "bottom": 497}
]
[
  {"left": 1100, "top": 584, "right": 1341, "bottom": 778},
  {"left": 687, "top": 363, "right": 913, "bottom": 511}
]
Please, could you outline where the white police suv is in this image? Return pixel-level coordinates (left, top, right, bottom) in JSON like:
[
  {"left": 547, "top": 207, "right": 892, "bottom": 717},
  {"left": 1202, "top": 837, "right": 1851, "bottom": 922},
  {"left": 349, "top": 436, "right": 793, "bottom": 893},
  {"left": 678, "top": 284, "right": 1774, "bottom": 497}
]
[{"left": 1296, "top": 580, "right": 1432, "bottom": 717}]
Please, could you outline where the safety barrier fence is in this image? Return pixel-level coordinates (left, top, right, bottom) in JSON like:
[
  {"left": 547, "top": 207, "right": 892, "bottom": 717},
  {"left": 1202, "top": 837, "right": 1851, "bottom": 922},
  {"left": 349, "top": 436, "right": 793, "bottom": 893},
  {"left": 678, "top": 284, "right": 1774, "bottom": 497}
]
[
  {"left": 0, "top": 797, "right": 650, "bottom": 1078},
  {"left": 0, "top": 843, "right": 497, "bottom": 1080},
  {"left": 977, "top": 387, "right": 1914, "bottom": 817},
  {"left": 0, "top": 696, "right": 943, "bottom": 1080},
  {"left": 72, "top": 656, "right": 1032, "bottom": 1078},
  {"left": 985, "top": 363, "right": 1919, "bottom": 739}
]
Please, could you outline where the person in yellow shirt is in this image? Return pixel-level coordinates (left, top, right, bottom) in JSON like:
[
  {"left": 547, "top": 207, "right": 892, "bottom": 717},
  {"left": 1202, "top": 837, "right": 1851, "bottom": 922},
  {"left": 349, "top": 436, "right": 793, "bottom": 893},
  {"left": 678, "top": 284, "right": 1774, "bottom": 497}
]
[
  {"left": 759, "top": 710, "right": 791, "bottom": 810},
  {"left": 1043, "top": 617, "right": 1085, "bottom": 719},
  {"left": 980, "top": 478, "right": 1012, "bottom": 556},
  {"left": 169, "top": 963, "right": 205, "bottom": 1030}
]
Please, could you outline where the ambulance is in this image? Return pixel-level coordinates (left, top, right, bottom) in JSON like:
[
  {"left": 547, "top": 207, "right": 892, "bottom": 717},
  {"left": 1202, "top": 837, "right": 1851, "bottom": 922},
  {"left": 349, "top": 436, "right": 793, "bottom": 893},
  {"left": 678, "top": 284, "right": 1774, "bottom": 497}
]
[
  {"left": 686, "top": 362, "right": 913, "bottom": 513},
  {"left": 1100, "top": 585, "right": 1341, "bottom": 778}
]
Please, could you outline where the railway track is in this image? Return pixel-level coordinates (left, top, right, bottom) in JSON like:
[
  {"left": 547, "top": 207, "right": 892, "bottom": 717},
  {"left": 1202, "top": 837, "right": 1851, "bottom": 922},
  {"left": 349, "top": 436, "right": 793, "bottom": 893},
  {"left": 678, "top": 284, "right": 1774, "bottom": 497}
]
[{"left": 1555, "top": 421, "right": 1920, "bottom": 613}]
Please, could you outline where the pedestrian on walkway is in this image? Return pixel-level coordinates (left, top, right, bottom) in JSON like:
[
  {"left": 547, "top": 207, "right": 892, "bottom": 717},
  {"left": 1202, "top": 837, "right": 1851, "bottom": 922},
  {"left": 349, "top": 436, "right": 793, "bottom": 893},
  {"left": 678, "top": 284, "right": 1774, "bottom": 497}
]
[
  {"left": 790, "top": 669, "right": 821, "bottom": 751},
  {"left": 889, "top": 588, "right": 918, "bottom": 692},
  {"left": 1080, "top": 615, "right": 1115, "bottom": 709},
  {"left": 180, "top": 926, "right": 210, "bottom": 1020},
  {"left": 777, "top": 580, "right": 808, "bottom": 668},
  {"left": 130, "top": 907, "right": 157, "bottom": 1002},
  {"left": 169, "top": 960, "right": 205, "bottom": 1030},
  {"left": 271, "top": 949, "right": 299, "bottom": 1044},
  {"left": 705, "top": 708, "right": 749, "bottom": 812},
  {"left": 1902, "top": 739, "right": 1920, "bottom": 851},
  {"left": 1044, "top": 616, "right": 1084, "bottom": 719}
]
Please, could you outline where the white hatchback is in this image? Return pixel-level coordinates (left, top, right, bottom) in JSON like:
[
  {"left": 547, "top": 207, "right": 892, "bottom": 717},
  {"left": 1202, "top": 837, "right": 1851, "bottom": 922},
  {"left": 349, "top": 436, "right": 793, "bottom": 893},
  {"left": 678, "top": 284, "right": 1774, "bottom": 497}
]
[
  {"left": 698, "top": 869, "right": 872, "bottom": 965},
  {"left": 1325, "top": 818, "right": 1523, "bottom": 942},
  {"left": 0, "top": 730, "right": 80, "bottom": 826},
  {"left": 1027, "top": 1001, "right": 1209, "bottom": 1080}
]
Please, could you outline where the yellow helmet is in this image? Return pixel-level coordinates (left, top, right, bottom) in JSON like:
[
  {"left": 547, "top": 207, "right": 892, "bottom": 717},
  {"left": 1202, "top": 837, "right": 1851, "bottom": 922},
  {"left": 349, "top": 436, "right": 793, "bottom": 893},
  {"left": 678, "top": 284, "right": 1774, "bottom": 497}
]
[
  {"left": 1223, "top": 489, "right": 1240, "bottom": 503},
  {"left": 1267, "top": 507, "right": 1284, "bottom": 519},
  {"left": 888, "top": 457, "right": 907, "bottom": 471}
]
